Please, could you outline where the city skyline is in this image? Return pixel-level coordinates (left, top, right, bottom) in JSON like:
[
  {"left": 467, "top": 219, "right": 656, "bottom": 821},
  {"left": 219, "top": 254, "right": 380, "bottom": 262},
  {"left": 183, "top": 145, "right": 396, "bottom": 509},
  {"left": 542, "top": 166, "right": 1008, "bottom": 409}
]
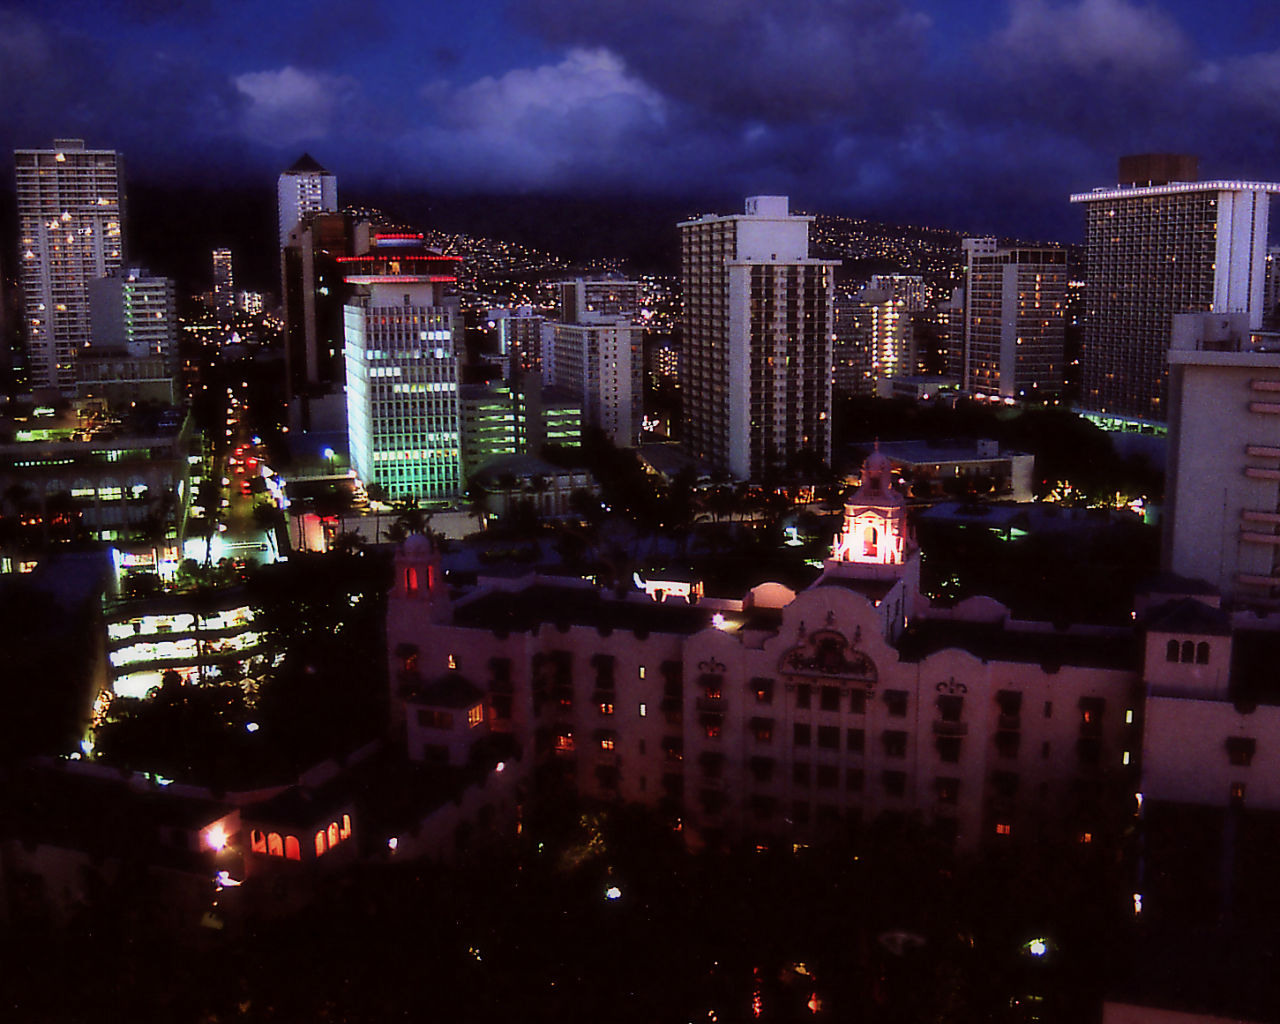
[{"left": 3, "top": 1, "right": 1280, "bottom": 240}]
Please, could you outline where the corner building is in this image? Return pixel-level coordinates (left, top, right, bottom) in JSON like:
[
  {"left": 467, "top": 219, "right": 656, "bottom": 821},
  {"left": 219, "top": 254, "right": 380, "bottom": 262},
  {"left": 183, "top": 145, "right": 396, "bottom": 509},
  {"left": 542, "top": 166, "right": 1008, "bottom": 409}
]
[
  {"left": 680, "top": 196, "right": 838, "bottom": 480},
  {"left": 388, "top": 452, "right": 1142, "bottom": 852}
]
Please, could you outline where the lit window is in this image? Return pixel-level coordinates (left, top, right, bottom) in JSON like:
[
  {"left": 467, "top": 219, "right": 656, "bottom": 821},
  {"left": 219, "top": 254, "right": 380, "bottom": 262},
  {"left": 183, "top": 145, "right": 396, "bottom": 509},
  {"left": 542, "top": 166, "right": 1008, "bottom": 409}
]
[
  {"left": 448, "top": 653, "right": 458, "bottom": 670},
  {"left": 468, "top": 704, "right": 484, "bottom": 728},
  {"left": 995, "top": 823, "right": 1012, "bottom": 836},
  {"left": 599, "top": 703, "right": 614, "bottom": 716}
]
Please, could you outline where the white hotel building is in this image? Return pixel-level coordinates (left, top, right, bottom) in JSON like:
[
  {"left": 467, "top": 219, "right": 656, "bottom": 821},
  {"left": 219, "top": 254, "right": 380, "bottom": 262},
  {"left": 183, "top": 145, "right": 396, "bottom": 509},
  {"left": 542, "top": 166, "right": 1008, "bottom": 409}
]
[{"left": 343, "top": 235, "right": 464, "bottom": 502}]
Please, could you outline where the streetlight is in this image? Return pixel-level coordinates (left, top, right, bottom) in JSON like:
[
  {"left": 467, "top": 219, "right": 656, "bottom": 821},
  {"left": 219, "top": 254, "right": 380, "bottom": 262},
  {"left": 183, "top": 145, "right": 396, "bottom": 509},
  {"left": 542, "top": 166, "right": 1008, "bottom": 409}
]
[{"left": 323, "top": 447, "right": 335, "bottom": 474}]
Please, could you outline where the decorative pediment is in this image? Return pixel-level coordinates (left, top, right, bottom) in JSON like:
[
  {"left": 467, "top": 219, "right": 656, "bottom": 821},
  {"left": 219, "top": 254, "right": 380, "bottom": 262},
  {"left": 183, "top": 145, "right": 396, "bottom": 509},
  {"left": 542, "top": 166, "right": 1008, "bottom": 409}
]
[{"left": 779, "top": 628, "right": 877, "bottom": 683}]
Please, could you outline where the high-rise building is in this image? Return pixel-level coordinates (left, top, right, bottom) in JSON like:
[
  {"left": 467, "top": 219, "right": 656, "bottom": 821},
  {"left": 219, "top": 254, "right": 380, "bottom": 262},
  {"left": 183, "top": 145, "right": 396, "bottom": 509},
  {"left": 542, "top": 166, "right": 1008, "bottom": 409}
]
[
  {"left": 211, "top": 248, "right": 235, "bottom": 321},
  {"left": 14, "top": 139, "right": 124, "bottom": 393},
  {"left": 277, "top": 153, "right": 337, "bottom": 252},
  {"left": 832, "top": 293, "right": 874, "bottom": 398},
  {"left": 343, "top": 234, "right": 464, "bottom": 502},
  {"left": 556, "top": 277, "right": 644, "bottom": 323},
  {"left": 494, "top": 306, "right": 546, "bottom": 375},
  {"left": 88, "top": 267, "right": 178, "bottom": 362},
  {"left": 541, "top": 317, "right": 642, "bottom": 446},
  {"left": 962, "top": 241, "right": 1067, "bottom": 398},
  {"left": 679, "top": 196, "right": 838, "bottom": 479},
  {"left": 1069, "top": 155, "right": 1280, "bottom": 422}
]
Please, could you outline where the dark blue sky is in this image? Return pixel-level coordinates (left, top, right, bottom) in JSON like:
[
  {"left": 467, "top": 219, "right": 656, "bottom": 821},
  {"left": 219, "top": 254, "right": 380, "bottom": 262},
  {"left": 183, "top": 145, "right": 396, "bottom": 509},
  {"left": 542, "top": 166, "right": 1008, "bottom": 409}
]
[{"left": 4, "top": 0, "right": 1280, "bottom": 240}]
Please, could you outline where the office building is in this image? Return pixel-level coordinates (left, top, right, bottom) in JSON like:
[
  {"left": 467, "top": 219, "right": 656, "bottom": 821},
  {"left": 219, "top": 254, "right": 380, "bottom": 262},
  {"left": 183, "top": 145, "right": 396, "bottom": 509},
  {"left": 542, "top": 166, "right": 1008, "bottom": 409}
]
[
  {"left": 1070, "top": 155, "right": 1280, "bottom": 422},
  {"left": 541, "top": 318, "right": 642, "bottom": 447},
  {"left": 211, "top": 248, "right": 235, "bottom": 321},
  {"left": 1164, "top": 313, "right": 1280, "bottom": 605},
  {"left": 343, "top": 234, "right": 464, "bottom": 502},
  {"left": 277, "top": 153, "right": 337, "bottom": 252},
  {"left": 963, "top": 240, "right": 1067, "bottom": 398},
  {"left": 460, "top": 376, "right": 581, "bottom": 478},
  {"left": 14, "top": 139, "right": 124, "bottom": 393},
  {"left": 680, "top": 196, "right": 838, "bottom": 479}
]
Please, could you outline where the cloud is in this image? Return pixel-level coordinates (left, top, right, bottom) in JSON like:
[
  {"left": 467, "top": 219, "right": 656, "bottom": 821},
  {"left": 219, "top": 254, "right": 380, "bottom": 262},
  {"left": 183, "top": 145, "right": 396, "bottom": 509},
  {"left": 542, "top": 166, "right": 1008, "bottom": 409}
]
[
  {"left": 512, "top": 0, "right": 932, "bottom": 124},
  {"left": 989, "top": 0, "right": 1191, "bottom": 79},
  {"left": 406, "top": 49, "right": 670, "bottom": 190},
  {"left": 233, "top": 66, "right": 358, "bottom": 146}
]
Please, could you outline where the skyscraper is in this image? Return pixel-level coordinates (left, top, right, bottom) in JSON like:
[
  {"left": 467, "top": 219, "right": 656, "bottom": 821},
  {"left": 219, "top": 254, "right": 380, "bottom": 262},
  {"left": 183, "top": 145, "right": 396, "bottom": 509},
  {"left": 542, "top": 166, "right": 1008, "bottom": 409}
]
[
  {"left": 679, "top": 196, "right": 838, "bottom": 479},
  {"left": 14, "top": 138, "right": 124, "bottom": 393},
  {"left": 343, "top": 233, "right": 464, "bottom": 502},
  {"left": 211, "top": 248, "right": 235, "bottom": 321},
  {"left": 1070, "top": 155, "right": 1280, "bottom": 422},
  {"left": 962, "top": 240, "right": 1067, "bottom": 398},
  {"left": 277, "top": 154, "right": 337, "bottom": 252}
]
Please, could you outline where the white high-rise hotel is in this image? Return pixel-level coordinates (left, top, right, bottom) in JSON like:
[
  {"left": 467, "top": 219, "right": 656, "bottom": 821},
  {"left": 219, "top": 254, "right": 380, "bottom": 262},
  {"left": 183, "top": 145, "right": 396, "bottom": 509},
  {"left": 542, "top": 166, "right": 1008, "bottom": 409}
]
[
  {"left": 277, "top": 153, "right": 338, "bottom": 252},
  {"left": 14, "top": 139, "right": 124, "bottom": 392},
  {"left": 680, "top": 197, "right": 838, "bottom": 480},
  {"left": 1070, "top": 154, "right": 1280, "bottom": 422},
  {"left": 343, "top": 234, "right": 464, "bottom": 501}
]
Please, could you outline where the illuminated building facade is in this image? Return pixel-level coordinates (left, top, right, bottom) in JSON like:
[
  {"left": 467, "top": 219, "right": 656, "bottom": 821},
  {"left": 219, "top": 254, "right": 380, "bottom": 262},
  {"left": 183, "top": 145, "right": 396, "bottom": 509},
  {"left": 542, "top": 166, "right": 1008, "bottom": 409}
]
[
  {"left": 388, "top": 452, "right": 1144, "bottom": 853},
  {"left": 963, "top": 241, "right": 1067, "bottom": 398},
  {"left": 1070, "top": 157, "right": 1279, "bottom": 422},
  {"left": 88, "top": 267, "right": 178, "bottom": 363},
  {"left": 680, "top": 196, "right": 838, "bottom": 479},
  {"left": 542, "top": 318, "right": 641, "bottom": 446},
  {"left": 211, "top": 248, "right": 235, "bottom": 321},
  {"left": 459, "top": 377, "right": 582, "bottom": 478},
  {"left": 494, "top": 306, "right": 546, "bottom": 375},
  {"left": 277, "top": 152, "right": 337, "bottom": 252},
  {"left": 343, "top": 234, "right": 464, "bottom": 501},
  {"left": 556, "top": 277, "right": 644, "bottom": 322},
  {"left": 14, "top": 139, "right": 124, "bottom": 393}
]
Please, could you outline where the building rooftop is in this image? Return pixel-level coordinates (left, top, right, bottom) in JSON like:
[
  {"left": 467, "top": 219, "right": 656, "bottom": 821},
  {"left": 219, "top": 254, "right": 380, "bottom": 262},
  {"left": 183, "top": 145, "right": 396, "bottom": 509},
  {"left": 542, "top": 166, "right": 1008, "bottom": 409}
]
[{"left": 898, "top": 619, "right": 1139, "bottom": 670}]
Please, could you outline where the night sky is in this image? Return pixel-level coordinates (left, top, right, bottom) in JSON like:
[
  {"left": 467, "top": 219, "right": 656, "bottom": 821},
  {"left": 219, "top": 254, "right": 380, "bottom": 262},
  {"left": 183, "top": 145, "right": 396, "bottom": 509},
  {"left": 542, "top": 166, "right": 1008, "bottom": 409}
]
[{"left": 4, "top": 0, "right": 1280, "bottom": 241}]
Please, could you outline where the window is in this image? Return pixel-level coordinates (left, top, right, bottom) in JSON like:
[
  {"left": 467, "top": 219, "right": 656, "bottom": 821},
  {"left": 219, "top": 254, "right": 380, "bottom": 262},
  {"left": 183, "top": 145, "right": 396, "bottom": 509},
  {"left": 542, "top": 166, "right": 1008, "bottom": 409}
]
[
  {"left": 752, "top": 677, "right": 774, "bottom": 704},
  {"left": 882, "top": 770, "right": 907, "bottom": 797},
  {"left": 849, "top": 689, "right": 867, "bottom": 715},
  {"left": 996, "top": 689, "right": 1023, "bottom": 716},
  {"left": 882, "top": 730, "right": 908, "bottom": 758},
  {"left": 792, "top": 801, "right": 811, "bottom": 824},
  {"left": 816, "top": 764, "right": 839, "bottom": 788},
  {"left": 796, "top": 684, "right": 812, "bottom": 709},
  {"left": 1044, "top": 701, "right": 1052, "bottom": 718},
  {"left": 749, "top": 756, "right": 775, "bottom": 783},
  {"left": 752, "top": 717, "right": 774, "bottom": 743},
  {"left": 1196, "top": 642, "right": 1210, "bottom": 665},
  {"left": 936, "top": 736, "right": 961, "bottom": 763},
  {"left": 793, "top": 762, "right": 811, "bottom": 786},
  {"left": 996, "top": 730, "right": 1020, "bottom": 759},
  {"left": 250, "top": 829, "right": 267, "bottom": 854},
  {"left": 1231, "top": 781, "right": 1247, "bottom": 806},
  {"left": 405, "top": 566, "right": 419, "bottom": 594},
  {"left": 1165, "top": 639, "right": 1178, "bottom": 662},
  {"left": 554, "top": 731, "right": 574, "bottom": 752},
  {"left": 995, "top": 822, "right": 1012, "bottom": 836},
  {"left": 315, "top": 831, "right": 327, "bottom": 857},
  {"left": 284, "top": 836, "right": 301, "bottom": 861},
  {"left": 817, "top": 725, "right": 840, "bottom": 750},
  {"left": 1181, "top": 640, "right": 1194, "bottom": 663},
  {"left": 820, "top": 686, "right": 840, "bottom": 712},
  {"left": 884, "top": 690, "right": 908, "bottom": 717},
  {"left": 1226, "top": 736, "right": 1256, "bottom": 767},
  {"left": 467, "top": 704, "right": 484, "bottom": 728},
  {"left": 847, "top": 728, "right": 865, "bottom": 753},
  {"left": 935, "top": 777, "right": 959, "bottom": 804},
  {"left": 794, "top": 723, "right": 811, "bottom": 747},
  {"left": 991, "top": 770, "right": 1019, "bottom": 798},
  {"left": 846, "top": 768, "right": 864, "bottom": 792},
  {"left": 599, "top": 702, "right": 615, "bottom": 716}
]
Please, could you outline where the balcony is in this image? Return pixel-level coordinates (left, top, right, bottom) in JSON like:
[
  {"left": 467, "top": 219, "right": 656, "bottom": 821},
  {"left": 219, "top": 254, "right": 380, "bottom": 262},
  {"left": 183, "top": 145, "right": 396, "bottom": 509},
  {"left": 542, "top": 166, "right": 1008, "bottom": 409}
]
[
  {"left": 997, "top": 713, "right": 1021, "bottom": 732},
  {"left": 932, "top": 720, "right": 968, "bottom": 736},
  {"left": 696, "top": 696, "right": 726, "bottom": 713}
]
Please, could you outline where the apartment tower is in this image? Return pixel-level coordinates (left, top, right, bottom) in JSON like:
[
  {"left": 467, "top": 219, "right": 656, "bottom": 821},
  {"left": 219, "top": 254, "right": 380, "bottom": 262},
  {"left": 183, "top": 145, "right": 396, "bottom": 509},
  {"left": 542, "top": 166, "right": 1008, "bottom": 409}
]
[
  {"left": 679, "top": 196, "right": 838, "bottom": 480},
  {"left": 1070, "top": 154, "right": 1279, "bottom": 422},
  {"left": 14, "top": 139, "right": 124, "bottom": 392},
  {"left": 277, "top": 153, "right": 337, "bottom": 252}
]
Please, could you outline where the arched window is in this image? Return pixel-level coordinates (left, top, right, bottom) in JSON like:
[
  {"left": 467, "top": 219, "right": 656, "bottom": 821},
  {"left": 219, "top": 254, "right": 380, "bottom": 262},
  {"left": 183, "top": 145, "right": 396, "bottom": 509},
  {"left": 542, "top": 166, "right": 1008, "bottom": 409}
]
[
  {"left": 1196, "top": 642, "right": 1210, "bottom": 665},
  {"left": 284, "top": 835, "right": 301, "bottom": 861},
  {"left": 250, "top": 829, "right": 267, "bottom": 854},
  {"left": 863, "top": 526, "right": 878, "bottom": 557},
  {"left": 340, "top": 814, "right": 352, "bottom": 840},
  {"left": 1166, "top": 639, "right": 1179, "bottom": 662},
  {"left": 267, "top": 832, "right": 283, "bottom": 857},
  {"left": 1181, "top": 641, "right": 1194, "bottom": 664},
  {"left": 328, "top": 822, "right": 340, "bottom": 848},
  {"left": 315, "top": 831, "right": 327, "bottom": 857},
  {"left": 405, "top": 566, "right": 419, "bottom": 594}
]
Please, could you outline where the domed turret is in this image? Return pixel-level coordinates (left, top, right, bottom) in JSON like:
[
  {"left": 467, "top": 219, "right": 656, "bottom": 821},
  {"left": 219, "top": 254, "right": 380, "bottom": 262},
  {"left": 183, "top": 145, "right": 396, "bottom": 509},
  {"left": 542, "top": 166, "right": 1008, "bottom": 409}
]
[{"left": 830, "top": 447, "right": 913, "bottom": 567}]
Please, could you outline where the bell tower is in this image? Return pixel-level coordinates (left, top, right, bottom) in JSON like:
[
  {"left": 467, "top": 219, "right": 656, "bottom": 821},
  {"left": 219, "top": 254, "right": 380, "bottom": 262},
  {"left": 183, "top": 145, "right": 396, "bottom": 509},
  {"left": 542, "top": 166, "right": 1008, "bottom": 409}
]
[{"left": 830, "top": 447, "right": 914, "bottom": 570}]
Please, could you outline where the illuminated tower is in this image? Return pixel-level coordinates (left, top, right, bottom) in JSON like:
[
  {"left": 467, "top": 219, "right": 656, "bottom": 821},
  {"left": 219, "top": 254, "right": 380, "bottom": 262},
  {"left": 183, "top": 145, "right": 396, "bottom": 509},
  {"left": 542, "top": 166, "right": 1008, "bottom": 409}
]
[
  {"left": 211, "top": 248, "right": 235, "bottom": 321},
  {"left": 679, "top": 196, "right": 838, "bottom": 479},
  {"left": 14, "top": 138, "right": 124, "bottom": 393},
  {"left": 343, "top": 233, "right": 464, "bottom": 501},
  {"left": 1070, "top": 155, "right": 1280, "bottom": 422}
]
